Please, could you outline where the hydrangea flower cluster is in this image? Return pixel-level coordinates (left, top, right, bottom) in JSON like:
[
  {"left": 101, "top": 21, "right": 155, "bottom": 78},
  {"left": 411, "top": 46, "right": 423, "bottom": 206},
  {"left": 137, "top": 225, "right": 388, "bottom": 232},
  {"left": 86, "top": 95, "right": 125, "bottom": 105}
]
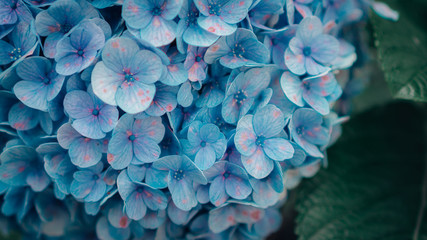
[{"left": 0, "top": 0, "right": 397, "bottom": 239}]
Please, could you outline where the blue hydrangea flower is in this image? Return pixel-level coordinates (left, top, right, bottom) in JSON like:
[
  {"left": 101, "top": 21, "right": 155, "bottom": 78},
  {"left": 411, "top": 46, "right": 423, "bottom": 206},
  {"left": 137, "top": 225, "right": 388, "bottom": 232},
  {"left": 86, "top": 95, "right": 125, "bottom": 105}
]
[
  {"left": 203, "top": 161, "right": 252, "bottom": 206},
  {"left": 221, "top": 68, "right": 270, "bottom": 124},
  {"left": 0, "top": 145, "right": 50, "bottom": 192},
  {"left": 204, "top": 28, "right": 269, "bottom": 69},
  {"left": 64, "top": 89, "right": 119, "bottom": 139},
  {"left": 144, "top": 83, "right": 178, "bottom": 117},
  {"left": 285, "top": 16, "right": 339, "bottom": 76},
  {"left": 1, "top": 187, "right": 34, "bottom": 221},
  {"left": 107, "top": 114, "right": 165, "bottom": 170},
  {"left": 281, "top": 72, "right": 340, "bottom": 115},
  {"left": 153, "top": 155, "right": 207, "bottom": 211},
  {"left": 55, "top": 21, "right": 106, "bottom": 76},
  {"left": 194, "top": 0, "right": 252, "bottom": 36},
  {"left": 0, "top": 22, "right": 38, "bottom": 66},
  {"left": 184, "top": 46, "right": 208, "bottom": 82},
  {"left": 161, "top": 47, "right": 188, "bottom": 86},
  {"left": 234, "top": 104, "right": 294, "bottom": 179},
  {"left": 248, "top": 0, "right": 285, "bottom": 30},
  {"left": 70, "top": 162, "right": 107, "bottom": 202},
  {"left": 13, "top": 57, "right": 65, "bottom": 112},
  {"left": 177, "top": 0, "right": 219, "bottom": 47},
  {"left": 122, "top": 0, "right": 183, "bottom": 47},
  {"left": 0, "top": 0, "right": 32, "bottom": 26},
  {"left": 117, "top": 170, "right": 168, "bottom": 220},
  {"left": 91, "top": 37, "right": 164, "bottom": 114},
  {"left": 195, "top": 62, "right": 229, "bottom": 108},
  {"left": 127, "top": 163, "right": 168, "bottom": 189},
  {"left": 181, "top": 120, "right": 227, "bottom": 170},
  {"left": 249, "top": 162, "right": 283, "bottom": 207},
  {"left": 57, "top": 123, "right": 107, "bottom": 168},
  {"left": 289, "top": 108, "right": 330, "bottom": 158},
  {"left": 264, "top": 26, "right": 297, "bottom": 69},
  {"left": 208, "top": 202, "right": 264, "bottom": 233},
  {"left": 34, "top": 0, "right": 98, "bottom": 58}
]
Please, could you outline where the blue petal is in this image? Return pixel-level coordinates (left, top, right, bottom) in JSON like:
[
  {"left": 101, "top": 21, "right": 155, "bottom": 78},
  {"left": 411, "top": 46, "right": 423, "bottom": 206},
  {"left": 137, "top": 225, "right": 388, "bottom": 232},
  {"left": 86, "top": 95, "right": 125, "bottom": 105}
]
[
  {"left": 253, "top": 104, "right": 285, "bottom": 138},
  {"left": 209, "top": 175, "right": 228, "bottom": 206},
  {"left": 241, "top": 147, "right": 273, "bottom": 179}
]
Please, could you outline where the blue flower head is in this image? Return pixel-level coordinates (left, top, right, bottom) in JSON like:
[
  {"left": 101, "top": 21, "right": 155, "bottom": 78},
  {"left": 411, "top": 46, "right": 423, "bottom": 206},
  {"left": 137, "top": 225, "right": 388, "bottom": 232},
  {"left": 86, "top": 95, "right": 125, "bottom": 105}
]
[
  {"left": 92, "top": 37, "right": 164, "bottom": 114},
  {"left": 0, "top": 0, "right": 32, "bottom": 26},
  {"left": 70, "top": 161, "right": 107, "bottom": 202},
  {"left": 203, "top": 161, "right": 252, "bottom": 206},
  {"left": 0, "top": 22, "right": 38, "bottom": 66},
  {"left": 204, "top": 28, "right": 269, "bottom": 69},
  {"left": 144, "top": 83, "right": 178, "bottom": 116},
  {"left": 0, "top": 145, "right": 50, "bottom": 192},
  {"left": 221, "top": 67, "right": 270, "bottom": 124},
  {"left": 127, "top": 163, "right": 168, "bottom": 189},
  {"left": 57, "top": 122, "right": 107, "bottom": 168},
  {"left": 13, "top": 57, "right": 65, "bottom": 112},
  {"left": 234, "top": 104, "right": 294, "bottom": 179},
  {"left": 181, "top": 120, "right": 227, "bottom": 170},
  {"left": 153, "top": 155, "right": 207, "bottom": 211},
  {"left": 264, "top": 25, "right": 297, "bottom": 69},
  {"left": 117, "top": 171, "right": 168, "bottom": 220},
  {"left": 107, "top": 114, "right": 165, "bottom": 169},
  {"left": 285, "top": 16, "right": 339, "bottom": 75},
  {"left": 184, "top": 46, "right": 208, "bottom": 82},
  {"left": 35, "top": 0, "right": 98, "bottom": 58},
  {"left": 122, "top": 0, "right": 183, "bottom": 47},
  {"left": 281, "top": 71, "right": 340, "bottom": 115},
  {"left": 177, "top": 0, "right": 219, "bottom": 47},
  {"left": 194, "top": 0, "right": 252, "bottom": 36},
  {"left": 289, "top": 108, "right": 330, "bottom": 158},
  {"left": 64, "top": 87, "right": 119, "bottom": 139},
  {"left": 55, "top": 21, "right": 106, "bottom": 76}
]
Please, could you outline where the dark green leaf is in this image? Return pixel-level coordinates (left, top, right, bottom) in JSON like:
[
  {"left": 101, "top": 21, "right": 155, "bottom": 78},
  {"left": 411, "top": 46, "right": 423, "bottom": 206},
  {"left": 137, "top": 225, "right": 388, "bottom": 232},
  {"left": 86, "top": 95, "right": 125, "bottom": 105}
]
[
  {"left": 372, "top": 0, "right": 427, "bottom": 101},
  {"left": 295, "top": 102, "right": 426, "bottom": 240}
]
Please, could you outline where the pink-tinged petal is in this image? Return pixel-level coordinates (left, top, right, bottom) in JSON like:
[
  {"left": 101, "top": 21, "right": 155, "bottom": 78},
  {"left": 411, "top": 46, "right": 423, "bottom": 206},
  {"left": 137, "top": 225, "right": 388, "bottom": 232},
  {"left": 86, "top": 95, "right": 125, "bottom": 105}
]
[
  {"left": 209, "top": 175, "right": 228, "bottom": 207},
  {"left": 69, "top": 138, "right": 102, "bottom": 168},
  {"left": 284, "top": 48, "right": 306, "bottom": 76},
  {"left": 241, "top": 147, "right": 274, "bottom": 179},
  {"left": 235, "top": 115, "right": 257, "bottom": 156},
  {"left": 132, "top": 137, "right": 161, "bottom": 163},
  {"left": 169, "top": 178, "right": 197, "bottom": 211},
  {"left": 125, "top": 191, "right": 147, "bottom": 220},
  {"left": 92, "top": 62, "right": 122, "bottom": 106},
  {"left": 130, "top": 50, "right": 164, "bottom": 84},
  {"left": 64, "top": 90, "right": 93, "bottom": 119},
  {"left": 253, "top": 105, "right": 285, "bottom": 138},
  {"left": 115, "top": 81, "right": 156, "bottom": 114},
  {"left": 72, "top": 115, "right": 106, "bottom": 139},
  {"left": 122, "top": 0, "right": 153, "bottom": 29},
  {"left": 310, "top": 34, "right": 339, "bottom": 64},
  {"left": 133, "top": 117, "right": 165, "bottom": 143},
  {"left": 98, "top": 105, "right": 119, "bottom": 133},
  {"left": 57, "top": 123, "right": 81, "bottom": 149},
  {"left": 305, "top": 57, "right": 330, "bottom": 76},
  {"left": 197, "top": 15, "right": 236, "bottom": 36},
  {"left": 303, "top": 91, "right": 329, "bottom": 115},
  {"left": 280, "top": 71, "right": 304, "bottom": 106},
  {"left": 296, "top": 16, "right": 322, "bottom": 45},
  {"left": 221, "top": 0, "right": 252, "bottom": 24},
  {"left": 13, "top": 81, "right": 49, "bottom": 111},
  {"left": 263, "top": 138, "right": 294, "bottom": 161},
  {"left": 225, "top": 175, "right": 252, "bottom": 200},
  {"left": 139, "top": 17, "right": 177, "bottom": 47}
]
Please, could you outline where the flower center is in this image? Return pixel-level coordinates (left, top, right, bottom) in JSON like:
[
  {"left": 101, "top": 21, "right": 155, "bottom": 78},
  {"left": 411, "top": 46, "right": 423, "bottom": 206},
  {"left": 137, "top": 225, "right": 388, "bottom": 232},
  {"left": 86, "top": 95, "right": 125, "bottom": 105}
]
[
  {"left": 173, "top": 169, "right": 185, "bottom": 181},
  {"left": 187, "top": 11, "right": 199, "bottom": 25},
  {"left": 303, "top": 81, "right": 311, "bottom": 90},
  {"left": 255, "top": 136, "right": 266, "bottom": 146},
  {"left": 136, "top": 187, "right": 144, "bottom": 193},
  {"left": 232, "top": 43, "right": 245, "bottom": 57},
  {"left": 233, "top": 90, "right": 247, "bottom": 105},
  {"left": 303, "top": 47, "right": 311, "bottom": 56},
  {"left": 129, "top": 134, "right": 136, "bottom": 141},
  {"left": 92, "top": 109, "right": 99, "bottom": 116},
  {"left": 61, "top": 23, "right": 73, "bottom": 33},
  {"left": 124, "top": 73, "right": 135, "bottom": 83},
  {"left": 92, "top": 174, "right": 99, "bottom": 180},
  {"left": 152, "top": 6, "right": 162, "bottom": 16},
  {"left": 195, "top": 56, "right": 202, "bottom": 62},
  {"left": 223, "top": 171, "right": 230, "bottom": 178},
  {"left": 9, "top": 48, "right": 22, "bottom": 60},
  {"left": 200, "top": 141, "right": 207, "bottom": 147},
  {"left": 77, "top": 49, "right": 84, "bottom": 56},
  {"left": 208, "top": 3, "right": 221, "bottom": 16}
]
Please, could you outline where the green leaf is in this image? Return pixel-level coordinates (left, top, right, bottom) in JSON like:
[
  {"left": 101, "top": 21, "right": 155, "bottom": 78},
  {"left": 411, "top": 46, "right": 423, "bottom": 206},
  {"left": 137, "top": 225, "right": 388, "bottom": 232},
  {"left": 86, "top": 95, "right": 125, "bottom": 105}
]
[
  {"left": 295, "top": 102, "right": 426, "bottom": 240},
  {"left": 372, "top": 0, "right": 427, "bottom": 101}
]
